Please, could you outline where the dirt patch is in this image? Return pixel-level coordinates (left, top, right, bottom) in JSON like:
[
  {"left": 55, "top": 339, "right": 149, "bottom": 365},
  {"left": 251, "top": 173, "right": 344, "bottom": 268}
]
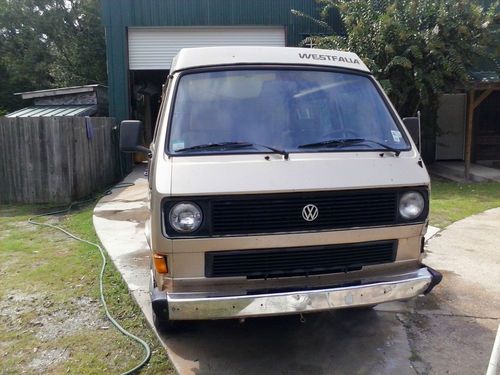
[
  {"left": 0, "top": 292, "right": 106, "bottom": 339},
  {"left": 0, "top": 257, "right": 20, "bottom": 275},
  {"left": 0, "top": 292, "right": 41, "bottom": 325},
  {"left": 8, "top": 221, "right": 41, "bottom": 229},
  {"left": 0, "top": 218, "right": 72, "bottom": 245},
  {"left": 33, "top": 297, "right": 107, "bottom": 342},
  {"left": 2, "top": 216, "right": 63, "bottom": 229},
  {"left": 28, "top": 348, "right": 70, "bottom": 373},
  {"left": 0, "top": 291, "right": 108, "bottom": 373},
  {"left": 0, "top": 223, "right": 37, "bottom": 240}
]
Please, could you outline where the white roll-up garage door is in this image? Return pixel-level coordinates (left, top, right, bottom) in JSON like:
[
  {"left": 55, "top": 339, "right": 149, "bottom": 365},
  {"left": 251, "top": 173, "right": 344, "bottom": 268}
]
[{"left": 128, "top": 27, "right": 286, "bottom": 70}]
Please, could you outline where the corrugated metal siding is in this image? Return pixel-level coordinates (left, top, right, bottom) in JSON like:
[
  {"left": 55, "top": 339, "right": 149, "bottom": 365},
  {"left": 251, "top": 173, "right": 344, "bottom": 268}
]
[
  {"left": 101, "top": 0, "right": 340, "bottom": 120},
  {"left": 6, "top": 105, "right": 97, "bottom": 118},
  {"left": 128, "top": 27, "right": 286, "bottom": 70}
]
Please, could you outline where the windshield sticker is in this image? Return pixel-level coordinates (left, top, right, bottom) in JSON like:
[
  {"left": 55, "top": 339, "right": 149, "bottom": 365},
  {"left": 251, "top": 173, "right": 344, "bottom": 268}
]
[
  {"left": 172, "top": 141, "right": 185, "bottom": 151},
  {"left": 298, "top": 53, "right": 360, "bottom": 65},
  {"left": 391, "top": 130, "right": 403, "bottom": 143}
]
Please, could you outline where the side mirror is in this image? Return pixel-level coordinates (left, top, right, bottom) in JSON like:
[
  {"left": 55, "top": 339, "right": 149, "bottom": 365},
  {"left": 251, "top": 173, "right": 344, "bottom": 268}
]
[
  {"left": 402, "top": 114, "right": 421, "bottom": 152},
  {"left": 120, "top": 120, "right": 151, "bottom": 154}
]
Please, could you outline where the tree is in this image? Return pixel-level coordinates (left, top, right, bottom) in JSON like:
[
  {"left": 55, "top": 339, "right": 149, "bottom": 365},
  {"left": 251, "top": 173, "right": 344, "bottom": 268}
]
[
  {"left": 37, "top": 0, "right": 107, "bottom": 87},
  {"left": 293, "top": 0, "right": 499, "bottom": 135},
  {"left": 0, "top": 1, "right": 55, "bottom": 112},
  {"left": 0, "top": 0, "right": 106, "bottom": 113}
]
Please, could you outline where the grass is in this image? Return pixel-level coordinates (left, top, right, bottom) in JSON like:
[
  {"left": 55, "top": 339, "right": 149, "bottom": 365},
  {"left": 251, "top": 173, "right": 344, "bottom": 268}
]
[
  {"left": 1, "top": 179, "right": 499, "bottom": 373},
  {"left": 0, "top": 204, "right": 175, "bottom": 375},
  {"left": 430, "top": 179, "right": 500, "bottom": 228}
]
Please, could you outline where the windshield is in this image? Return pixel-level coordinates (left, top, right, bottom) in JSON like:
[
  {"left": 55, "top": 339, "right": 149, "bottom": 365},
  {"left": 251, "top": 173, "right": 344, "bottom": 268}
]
[{"left": 168, "top": 69, "right": 410, "bottom": 154}]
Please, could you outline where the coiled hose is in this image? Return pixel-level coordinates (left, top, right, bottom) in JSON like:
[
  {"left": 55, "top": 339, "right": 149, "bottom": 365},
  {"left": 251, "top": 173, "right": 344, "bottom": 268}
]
[{"left": 28, "top": 183, "right": 151, "bottom": 375}]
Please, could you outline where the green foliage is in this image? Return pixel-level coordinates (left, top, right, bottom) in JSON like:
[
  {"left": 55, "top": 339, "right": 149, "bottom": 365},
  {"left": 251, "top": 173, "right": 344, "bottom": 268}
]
[
  {"left": 0, "top": 0, "right": 107, "bottom": 112},
  {"left": 298, "top": 0, "right": 499, "bottom": 133}
]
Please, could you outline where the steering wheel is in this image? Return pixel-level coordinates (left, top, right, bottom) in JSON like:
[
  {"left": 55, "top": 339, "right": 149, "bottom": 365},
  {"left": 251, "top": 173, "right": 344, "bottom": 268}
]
[{"left": 321, "top": 128, "right": 361, "bottom": 140}]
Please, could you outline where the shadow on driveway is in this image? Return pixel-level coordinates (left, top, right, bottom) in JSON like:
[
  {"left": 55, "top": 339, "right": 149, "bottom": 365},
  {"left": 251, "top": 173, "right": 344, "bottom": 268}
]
[{"left": 162, "top": 308, "right": 415, "bottom": 375}]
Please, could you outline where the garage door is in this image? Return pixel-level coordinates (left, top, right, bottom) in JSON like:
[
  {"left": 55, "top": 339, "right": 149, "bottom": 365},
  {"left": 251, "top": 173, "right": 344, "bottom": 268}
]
[{"left": 128, "top": 27, "right": 286, "bottom": 70}]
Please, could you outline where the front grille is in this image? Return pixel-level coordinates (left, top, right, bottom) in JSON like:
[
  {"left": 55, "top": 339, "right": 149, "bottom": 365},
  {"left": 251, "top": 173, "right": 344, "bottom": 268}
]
[
  {"left": 205, "top": 240, "right": 397, "bottom": 278},
  {"left": 211, "top": 189, "right": 398, "bottom": 235}
]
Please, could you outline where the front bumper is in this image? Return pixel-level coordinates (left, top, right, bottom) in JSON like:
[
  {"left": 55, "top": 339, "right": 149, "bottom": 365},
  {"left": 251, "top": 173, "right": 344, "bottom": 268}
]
[{"left": 151, "top": 266, "right": 441, "bottom": 320}]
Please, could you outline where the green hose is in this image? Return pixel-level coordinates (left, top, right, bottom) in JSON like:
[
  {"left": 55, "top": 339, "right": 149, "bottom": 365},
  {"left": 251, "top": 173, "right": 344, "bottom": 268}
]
[{"left": 28, "top": 184, "right": 151, "bottom": 375}]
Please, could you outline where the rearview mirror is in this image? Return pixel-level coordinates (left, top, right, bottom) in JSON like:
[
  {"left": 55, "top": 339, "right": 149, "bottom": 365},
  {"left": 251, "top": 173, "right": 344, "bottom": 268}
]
[
  {"left": 402, "top": 114, "right": 421, "bottom": 152},
  {"left": 120, "top": 120, "right": 150, "bottom": 154}
]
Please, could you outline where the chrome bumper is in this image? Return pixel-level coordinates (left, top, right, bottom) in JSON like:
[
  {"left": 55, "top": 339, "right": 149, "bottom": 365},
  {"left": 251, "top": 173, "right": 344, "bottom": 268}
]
[{"left": 152, "top": 267, "right": 441, "bottom": 321}]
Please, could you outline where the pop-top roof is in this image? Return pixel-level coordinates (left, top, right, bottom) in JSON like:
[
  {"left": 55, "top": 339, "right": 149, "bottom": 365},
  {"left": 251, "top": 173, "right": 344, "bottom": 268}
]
[{"left": 170, "top": 46, "right": 370, "bottom": 74}]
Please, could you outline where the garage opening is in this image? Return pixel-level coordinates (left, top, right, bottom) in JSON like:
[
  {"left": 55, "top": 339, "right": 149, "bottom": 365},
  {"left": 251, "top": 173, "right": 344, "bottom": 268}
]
[
  {"left": 127, "top": 26, "right": 286, "bottom": 146},
  {"left": 130, "top": 70, "right": 168, "bottom": 145}
]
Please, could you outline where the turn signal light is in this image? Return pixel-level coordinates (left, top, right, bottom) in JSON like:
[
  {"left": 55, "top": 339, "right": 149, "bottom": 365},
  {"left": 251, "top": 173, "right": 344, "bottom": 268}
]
[{"left": 153, "top": 253, "right": 168, "bottom": 274}]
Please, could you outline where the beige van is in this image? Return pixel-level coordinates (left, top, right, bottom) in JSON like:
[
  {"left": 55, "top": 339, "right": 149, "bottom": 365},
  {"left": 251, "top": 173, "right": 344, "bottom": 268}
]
[{"left": 119, "top": 46, "right": 442, "bottom": 331}]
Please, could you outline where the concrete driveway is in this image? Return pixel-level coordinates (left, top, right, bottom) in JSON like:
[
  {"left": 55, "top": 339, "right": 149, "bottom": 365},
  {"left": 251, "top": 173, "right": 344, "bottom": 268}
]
[{"left": 93, "top": 167, "right": 500, "bottom": 375}]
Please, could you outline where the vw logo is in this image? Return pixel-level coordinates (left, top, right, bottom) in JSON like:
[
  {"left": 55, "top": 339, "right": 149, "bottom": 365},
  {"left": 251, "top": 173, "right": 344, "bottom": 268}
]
[{"left": 302, "top": 204, "right": 319, "bottom": 221}]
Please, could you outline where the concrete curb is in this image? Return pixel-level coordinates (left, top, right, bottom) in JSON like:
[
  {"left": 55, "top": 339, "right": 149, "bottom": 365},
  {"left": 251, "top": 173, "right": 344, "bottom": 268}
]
[
  {"left": 92, "top": 167, "right": 182, "bottom": 372},
  {"left": 486, "top": 324, "right": 500, "bottom": 375},
  {"left": 92, "top": 168, "right": 156, "bottom": 325},
  {"left": 425, "top": 225, "right": 440, "bottom": 242}
]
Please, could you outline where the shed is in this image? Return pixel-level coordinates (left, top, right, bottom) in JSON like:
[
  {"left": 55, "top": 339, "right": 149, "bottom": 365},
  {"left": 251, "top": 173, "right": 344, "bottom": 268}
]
[
  {"left": 433, "top": 57, "right": 500, "bottom": 179},
  {"left": 6, "top": 85, "right": 108, "bottom": 118}
]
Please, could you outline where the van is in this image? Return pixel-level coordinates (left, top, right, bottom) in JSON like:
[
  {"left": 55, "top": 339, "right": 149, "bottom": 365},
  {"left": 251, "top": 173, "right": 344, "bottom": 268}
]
[{"left": 120, "top": 46, "right": 442, "bottom": 331}]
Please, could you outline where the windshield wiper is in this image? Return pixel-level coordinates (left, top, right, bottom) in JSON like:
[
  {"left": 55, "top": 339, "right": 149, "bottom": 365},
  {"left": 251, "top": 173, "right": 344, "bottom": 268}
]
[
  {"left": 175, "top": 141, "right": 289, "bottom": 159},
  {"left": 298, "top": 138, "right": 401, "bottom": 156},
  {"left": 175, "top": 141, "right": 250, "bottom": 152}
]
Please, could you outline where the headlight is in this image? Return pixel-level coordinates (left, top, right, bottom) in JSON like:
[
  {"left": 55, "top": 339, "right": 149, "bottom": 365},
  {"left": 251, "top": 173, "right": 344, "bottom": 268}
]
[
  {"left": 399, "top": 191, "right": 425, "bottom": 220},
  {"left": 169, "top": 202, "right": 203, "bottom": 233}
]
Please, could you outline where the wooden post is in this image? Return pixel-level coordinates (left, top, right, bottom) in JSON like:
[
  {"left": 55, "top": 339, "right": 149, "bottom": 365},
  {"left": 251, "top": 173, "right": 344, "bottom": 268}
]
[
  {"left": 464, "top": 89, "right": 493, "bottom": 180},
  {"left": 464, "top": 90, "right": 475, "bottom": 180}
]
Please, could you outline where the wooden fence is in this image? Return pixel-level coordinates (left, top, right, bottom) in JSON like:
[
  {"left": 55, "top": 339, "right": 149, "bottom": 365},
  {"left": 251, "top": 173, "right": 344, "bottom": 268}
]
[{"left": 0, "top": 117, "right": 121, "bottom": 204}]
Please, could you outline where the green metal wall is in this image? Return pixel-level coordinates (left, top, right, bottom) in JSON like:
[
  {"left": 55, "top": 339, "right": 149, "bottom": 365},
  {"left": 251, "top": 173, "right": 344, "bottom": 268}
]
[{"left": 101, "top": 0, "right": 340, "bottom": 121}]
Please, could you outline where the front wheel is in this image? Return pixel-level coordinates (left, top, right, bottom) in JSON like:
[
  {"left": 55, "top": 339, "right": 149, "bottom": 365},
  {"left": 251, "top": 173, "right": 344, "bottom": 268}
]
[{"left": 152, "top": 306, "right": 177, "bottom": 333}]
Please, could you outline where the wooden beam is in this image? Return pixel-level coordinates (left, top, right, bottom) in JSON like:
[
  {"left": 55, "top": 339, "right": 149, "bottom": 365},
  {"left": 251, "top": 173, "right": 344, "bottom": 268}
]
[
  {"left": 473, "top": 89, "right": 493, "bottom": 110},
  {"left": 464, "top": 90, "right": 475, "bottom": 180},
  {"left": 464, "top": 88, "right": 494, "bottom": 179}
]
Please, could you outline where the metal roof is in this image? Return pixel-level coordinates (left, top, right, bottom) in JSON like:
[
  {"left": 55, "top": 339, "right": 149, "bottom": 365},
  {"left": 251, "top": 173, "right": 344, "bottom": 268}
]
[
  {"left": 14, "top": 85, "right": 106, "bottom": 100},
  {"left": 5, "top": 105, "right": 97, "bottom": 118},
  {"left": 468, "top": 54, "right": 500, "bottom": 84}
]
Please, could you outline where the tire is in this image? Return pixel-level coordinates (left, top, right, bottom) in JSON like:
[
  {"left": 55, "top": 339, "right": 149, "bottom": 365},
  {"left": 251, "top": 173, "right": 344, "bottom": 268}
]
[
  {"left": 152, "top": 307, "right": 177, "bottom": 333},
  {"left": 150, "top": 264, "right": 178, "bottom": 332}
]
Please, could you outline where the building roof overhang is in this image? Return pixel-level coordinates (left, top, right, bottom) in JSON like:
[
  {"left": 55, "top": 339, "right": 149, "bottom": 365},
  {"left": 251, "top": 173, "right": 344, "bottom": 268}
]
[{"left": 15, "top": 85, "right": 106, "bottom": 100}]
